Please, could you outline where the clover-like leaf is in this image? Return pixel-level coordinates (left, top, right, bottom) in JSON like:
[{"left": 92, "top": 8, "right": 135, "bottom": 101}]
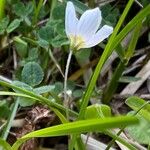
[
  {"left": 0, "top": 17, "right": 9, "bottom": 34},
  {"left": 85, "top": 104, "right": 111, "bottom": 119},
  {"left": 38, "top": 25, "right": 54, "bottom": 43},
  {"left": 21, "top": 62, "right": 44, "bottom": 87},
  {"left": 127, "top": 112, "right": 150, "bottom": 144},
  {"left": 12, "top": 81, "right": 35, "bottom": 107},
  {"left": 7, "top": 19, "right": 21, "bottom": 33}
]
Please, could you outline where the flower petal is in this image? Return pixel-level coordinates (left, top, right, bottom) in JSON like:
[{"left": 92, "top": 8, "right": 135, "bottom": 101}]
[
  {"left": 65, "top": 2, "right": 78, "bottom": 37},
  {"left": 83, "top": 25, "right": 113, "bottom": 48},
  {"left": 77, "top": 8, "right": 101, "bottom": 41}
]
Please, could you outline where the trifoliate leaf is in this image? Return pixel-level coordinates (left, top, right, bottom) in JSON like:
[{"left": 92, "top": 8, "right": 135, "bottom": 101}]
[
  {"left": 13, "top": 2, "right": 33, "bottom": 18},
  {"left": 21, "top": 62, "right": 44, "bottom": 87},
  {"left": 38, "top": 25, "right": 54, "bottom": 43},
  {"left": 52, "top": 4, "right": 65, "bottom": 20}
]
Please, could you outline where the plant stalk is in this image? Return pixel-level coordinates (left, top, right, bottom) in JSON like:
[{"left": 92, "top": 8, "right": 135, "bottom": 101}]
[{"left": 64, "top": 50, "right": 73, "bottom": 119}]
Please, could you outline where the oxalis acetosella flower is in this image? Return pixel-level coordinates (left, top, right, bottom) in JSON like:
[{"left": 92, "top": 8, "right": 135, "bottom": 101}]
[{"left": 65, "top": 1, "right": 113, "bottom": 51}]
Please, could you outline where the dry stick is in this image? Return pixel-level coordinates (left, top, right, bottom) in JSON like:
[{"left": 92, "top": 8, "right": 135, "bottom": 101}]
[{"left": 64, "top": 50, "right": 73, "bottom": 119}]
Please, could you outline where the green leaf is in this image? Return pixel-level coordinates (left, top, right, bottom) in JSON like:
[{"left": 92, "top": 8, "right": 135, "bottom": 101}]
[
  {"left": 0, "top": 80, "right": 78, "bottom": 117},
  {"left": 51, "top": 35, "right": 69, "bottom": 47},
  {"left": 0, "top": 17, "right": 9, "bottom": 34},
  {"left": 0, "top": 138, "right": 12, "bottom": 150},
  {"left": 85, "top": 104, "right": 111, "bottom": 119},
  {"left": 12, "top": 81, "right": 35, "bottom": 107},
  {"left": 75, "top": 48, "right": 91, "bottom": 62},
  {"left": 26, "top": 48, "right": 39, "bottom": 62},
  {"left": 12, "top": 116, "right": 138, "bottom": 150},
  {"left": 0, "top": 101, "right": 11, "bottom": 118},
  {"left": 13, "top": 2, "right": 33, "bottom": 18},
  {"left": 53, "top": 82, "right": 63, "bottom": 94},
  {"left": 78, "top": 2, "right": 150, "bottom": 119},
  {"left": 46, "top": 19, "right": 61, "bottom": 28},
  {"left": 127, "top": 112, "right": 150, "bottom": 144},
  {"left": 73, "top": 89, "right": 83, "bottom": 98},
  {"left": 101, "top": 4, "right": 120, "bottom": 26},
  {"left": 115, "top": 44, "right": 125, "bottom": 61},
  {"left": 56, "top": 21, "right": 65, "bottom": 35},
  {"left": 119, "top": 76, "right": 141, "bottom": 83},
  {"left": 37, "top": 39, "right": 49, "bottom": 49},
  {"left": 21, "top": 62, "right": 44, "bottom": 87},
  {"left": 14, "top": 37, "right": 28, "bottom": 58},
  {"left": 52, "top": 3, "right": 65, "bottom": 20},
  {"left": 38, "top": 25, "right": 54, "bottom": 43},
  {"left": 6, "top": 19, "right": 21, "bottom": 33},
  {"left": 33, "top": 85, "right": 55, "bottom": 95},
  {"left": 125, "top": 96, "right": 150, "bottom": 122},
  {"left": 139, "top": 0, "right": 149, "bottom": 6},
  {"left": 13, "top": 2, "right": 26, "bottom": 17}
]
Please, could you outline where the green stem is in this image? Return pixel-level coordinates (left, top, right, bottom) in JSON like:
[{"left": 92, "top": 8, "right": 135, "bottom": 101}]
[
  {"left": 49, "top": 0, "right": 57, "bottom": 19},
  {"left": 104, "top": 130, "right": 137, "bottom": 150},
  {"left": 0, "top": 80, "right": 78, "bottom": 117},
  {"left": 78, "top": 0, "right": 134, "bottom": 120},
  {"left": 102, "top": 21, "right": 142, "bottom": 104},
  {"left": 1, "top": 99, "right": 19, "bottom": 140},
  {"left": 106, "top": 101, "right": 149, "bottom": 150},
  {"left": 64, "top": 50, "right": 73, "bottom": 119},
  {"left": 70, "top": 0, "right": 135, "bottom": 148}
]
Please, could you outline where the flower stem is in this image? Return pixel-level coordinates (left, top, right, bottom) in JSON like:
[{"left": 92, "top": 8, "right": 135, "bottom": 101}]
[{"left": 64, "top": 50, "right": 73, "bottom": 119}]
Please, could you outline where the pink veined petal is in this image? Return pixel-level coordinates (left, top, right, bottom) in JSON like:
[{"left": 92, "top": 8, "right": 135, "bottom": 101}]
[
  {"left": 65, "top": 1, "right": 78, "bottom": 38},
  {"left": 77, "top": 8, "right": 102, "bottom": 41},
  {"left": 83, "top": 25, "right": 113, "bottom": 48}
]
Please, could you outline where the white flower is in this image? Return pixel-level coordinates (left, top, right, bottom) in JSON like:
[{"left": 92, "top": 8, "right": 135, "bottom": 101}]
[{"left": 65, "top": 1, "right": 113, "bottom": 50}]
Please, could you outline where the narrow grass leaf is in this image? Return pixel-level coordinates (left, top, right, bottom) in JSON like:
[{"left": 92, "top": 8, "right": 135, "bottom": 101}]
[{"left": 12, "top": 116, "right": 138, "bottom": 150}]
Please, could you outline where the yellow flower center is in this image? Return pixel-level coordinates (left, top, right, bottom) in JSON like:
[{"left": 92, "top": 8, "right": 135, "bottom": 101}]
[{"left": 70, "top": 35, "right": 85, "bottom": 50}]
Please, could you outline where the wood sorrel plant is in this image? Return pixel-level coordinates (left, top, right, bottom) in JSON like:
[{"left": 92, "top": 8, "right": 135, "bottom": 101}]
[
  {"left": 64, "top": 1, "right": 113, "bottom": 118},
  {"left": 1, "top": 0, "right": 150, "bottom": 149}
]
